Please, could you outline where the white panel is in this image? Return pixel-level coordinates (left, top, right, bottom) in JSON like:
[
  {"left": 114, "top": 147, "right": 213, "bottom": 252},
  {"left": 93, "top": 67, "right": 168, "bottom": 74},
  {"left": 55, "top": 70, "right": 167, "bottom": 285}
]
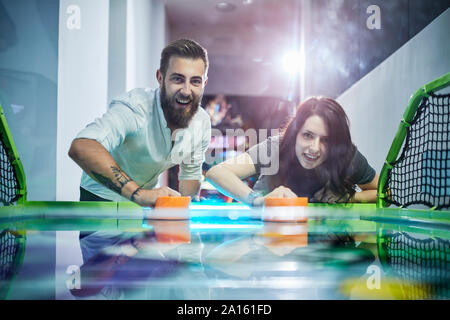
[
  {"left": 56, "top": 0, "right": 110, "bottom": 201},
  {"left": 126, "top": 0, "right": 153, "bottom": 90},
  {"left": 126, "top": 0, "right": 167, "bottom": 90},
  {"left": 150, "top": 0, "right": 167, "bottom": 89},
  {"left": 108, "top": 0, "right": 127, "bottom": 103},
  {"left": 55, "top": 231, "right": 83, "bottom": 300},
  {"left": 126, "top": 0, "right": 168, "bottom": 187}
]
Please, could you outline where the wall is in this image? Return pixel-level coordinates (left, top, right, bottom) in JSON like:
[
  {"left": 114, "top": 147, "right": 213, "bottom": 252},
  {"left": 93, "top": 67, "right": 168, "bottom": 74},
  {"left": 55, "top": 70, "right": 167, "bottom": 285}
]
[
  {"left": 54, "top": 0, "right": 168, "bottom": 300},
  {"left": 107, "top": 0, "right": 127, "bottom": 104},
  {"left": 57, "top": 0, "right": 168, "bottom": 201},
  {"left": 0, "top": 0, "right": 59, "bottom": 201},
  {"left": 337, "top": 9, "right": 450, "bottom": 173},
  {"left": 126, "top": 0, "right": 168, "bottom": 186},
  {"left": 56, "top": 0, "right": 110, "bottom": 201},
  {"left": 126, "top": 0, "right": 167, "bottom": 91},
  {"left": 168, "top": 0, "right": 450, "bottom": 99}
]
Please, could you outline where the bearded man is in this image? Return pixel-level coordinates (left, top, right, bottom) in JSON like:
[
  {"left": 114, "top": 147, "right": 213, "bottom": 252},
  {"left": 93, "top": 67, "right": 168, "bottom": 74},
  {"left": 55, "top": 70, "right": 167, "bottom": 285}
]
[{"left": 69, "top": 39, "right": 211, "bottom": 207}]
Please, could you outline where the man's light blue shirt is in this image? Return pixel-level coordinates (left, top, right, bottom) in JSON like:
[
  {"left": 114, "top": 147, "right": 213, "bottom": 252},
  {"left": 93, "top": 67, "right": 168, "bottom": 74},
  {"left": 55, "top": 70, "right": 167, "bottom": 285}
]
[{"left": 76, "top": 87, "right": 211, "bottom": 201}]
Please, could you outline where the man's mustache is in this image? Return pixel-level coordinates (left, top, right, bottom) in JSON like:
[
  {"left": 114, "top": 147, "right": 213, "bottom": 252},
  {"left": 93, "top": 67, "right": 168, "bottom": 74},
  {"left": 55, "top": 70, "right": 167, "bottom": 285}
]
[{"left": 175, "top": 93, "right": 192, "bottom": 100}]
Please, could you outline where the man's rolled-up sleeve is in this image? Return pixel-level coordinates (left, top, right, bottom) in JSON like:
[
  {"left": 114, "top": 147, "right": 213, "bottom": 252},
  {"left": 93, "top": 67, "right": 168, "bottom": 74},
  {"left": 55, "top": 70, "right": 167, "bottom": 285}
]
[{"left": 75, "top": 91, "right": 145, "bottom": 152}]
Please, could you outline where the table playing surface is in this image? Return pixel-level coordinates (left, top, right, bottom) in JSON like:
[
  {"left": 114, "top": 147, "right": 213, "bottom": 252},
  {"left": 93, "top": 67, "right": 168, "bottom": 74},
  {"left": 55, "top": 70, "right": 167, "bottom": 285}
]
[{"left": 0, "top": 200, "right": 449, "bottom": 300}]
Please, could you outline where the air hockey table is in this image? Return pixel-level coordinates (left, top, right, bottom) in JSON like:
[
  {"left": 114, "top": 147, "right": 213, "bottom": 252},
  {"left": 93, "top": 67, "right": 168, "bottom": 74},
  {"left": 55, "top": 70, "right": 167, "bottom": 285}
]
[{"left": 0, "top": 200, "right": 448, "bottom": 300}]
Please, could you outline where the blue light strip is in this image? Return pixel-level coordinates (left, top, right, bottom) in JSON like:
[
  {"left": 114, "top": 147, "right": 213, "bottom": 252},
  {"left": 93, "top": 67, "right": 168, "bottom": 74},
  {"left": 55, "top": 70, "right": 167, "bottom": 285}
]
[
  {"left": 190, "top": 223, "right": 263, "bottom": 231},
  {"left": 189, "top": 204, "right": 251, "bottom": 210}
]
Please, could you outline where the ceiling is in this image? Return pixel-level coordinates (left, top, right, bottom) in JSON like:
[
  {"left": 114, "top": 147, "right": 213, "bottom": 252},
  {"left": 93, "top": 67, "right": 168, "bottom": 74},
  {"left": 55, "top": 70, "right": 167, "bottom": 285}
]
[
  {"left": 163, "top": 0, "right": 301, "bottom": 97},
  {"left": 164, "top": 0, "right": 298, "bottom": 56},
  {"left": 162, "top": 0, "right": 450, "bottom": 99}
]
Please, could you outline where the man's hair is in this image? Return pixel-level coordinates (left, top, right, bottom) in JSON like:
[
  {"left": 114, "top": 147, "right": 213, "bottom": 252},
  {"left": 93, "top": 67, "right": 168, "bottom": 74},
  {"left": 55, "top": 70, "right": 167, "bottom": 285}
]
[{"left": 159, "top": 38, "right": 209, "bottom": 77}]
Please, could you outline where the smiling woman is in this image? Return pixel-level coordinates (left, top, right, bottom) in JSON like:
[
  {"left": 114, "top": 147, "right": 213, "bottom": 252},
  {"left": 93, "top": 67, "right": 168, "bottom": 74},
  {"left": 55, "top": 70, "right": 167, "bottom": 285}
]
[
  {"left": 295, "top": 115, "right": 328, "bottom": 170},
  {"left": 205, "top": 96, "right": 379, "bottom": 206}
]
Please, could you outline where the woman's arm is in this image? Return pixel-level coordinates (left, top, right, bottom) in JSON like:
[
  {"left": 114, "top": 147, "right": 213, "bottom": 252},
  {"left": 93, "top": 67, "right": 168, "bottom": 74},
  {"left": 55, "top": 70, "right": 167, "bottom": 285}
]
[
  {"left": 352, "top": 173, "right": 379, "bottom": 203},
  {"left": 206, "top": 152, "right": 298, "bottom": 206},
  {"left": 312, "top": 174, "right": 379, "bottom": 204},
  {"left": 205, "top": 153, "right": 257, "bottom": 205}
]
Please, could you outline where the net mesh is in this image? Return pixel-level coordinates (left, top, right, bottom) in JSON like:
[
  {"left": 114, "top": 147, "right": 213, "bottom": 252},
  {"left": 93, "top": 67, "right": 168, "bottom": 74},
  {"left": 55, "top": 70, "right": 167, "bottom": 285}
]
[
  {"left": 384, "top": 92, "right": 450, "bottom": 209},
  {"left": 0, "top": 230, "right": 21, "bottom": 282},
  {"left": 0, "top": 135, "right": 20, "bottom": 206},
  {"left": 381, "top": 232, "right": 449, "bottom": 299}
]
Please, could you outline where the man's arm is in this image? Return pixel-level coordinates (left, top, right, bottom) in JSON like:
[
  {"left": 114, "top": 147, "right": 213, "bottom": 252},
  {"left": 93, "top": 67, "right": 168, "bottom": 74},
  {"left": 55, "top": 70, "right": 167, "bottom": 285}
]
[
  {"left": 69, "top": 138, "right": 179, "bottom": 206},
  {"left": 179, "top": 180, "right": 201, "bottom": 197}
]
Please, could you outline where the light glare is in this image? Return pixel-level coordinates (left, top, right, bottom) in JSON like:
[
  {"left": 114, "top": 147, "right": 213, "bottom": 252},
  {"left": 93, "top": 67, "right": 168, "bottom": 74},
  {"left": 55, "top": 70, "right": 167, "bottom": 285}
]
[{"left": 281, "top": 50, "right": 304, "bottom": 76}]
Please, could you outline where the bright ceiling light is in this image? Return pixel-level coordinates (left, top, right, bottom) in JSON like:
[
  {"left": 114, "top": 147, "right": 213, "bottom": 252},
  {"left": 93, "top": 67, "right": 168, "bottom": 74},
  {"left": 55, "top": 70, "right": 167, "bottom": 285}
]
[{"left": 281, "top": 50, "right": 305, "bottom": 76}]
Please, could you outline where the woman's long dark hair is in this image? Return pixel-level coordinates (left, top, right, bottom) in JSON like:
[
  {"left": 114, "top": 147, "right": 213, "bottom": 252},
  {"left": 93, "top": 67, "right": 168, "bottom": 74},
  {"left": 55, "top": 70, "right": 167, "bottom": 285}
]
[{"left": 269, "top": 97, "right": 356, "bottom": 202}]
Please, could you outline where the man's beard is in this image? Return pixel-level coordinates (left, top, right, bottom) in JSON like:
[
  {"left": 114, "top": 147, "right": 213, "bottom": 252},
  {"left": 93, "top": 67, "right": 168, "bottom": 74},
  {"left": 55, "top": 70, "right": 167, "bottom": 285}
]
[{"left": 160, "top": 84, "right": 201, "bottom": 129}]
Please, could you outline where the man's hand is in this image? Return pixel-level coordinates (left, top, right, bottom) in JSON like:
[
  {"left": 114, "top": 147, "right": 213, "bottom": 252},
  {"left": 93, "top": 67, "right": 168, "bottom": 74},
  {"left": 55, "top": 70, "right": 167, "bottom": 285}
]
[
  {"left": 131, "top": 186, "right": 181, "bottom": 207},
  {"left": 253, "top": 186, "right": 297, "bottom": 206}
]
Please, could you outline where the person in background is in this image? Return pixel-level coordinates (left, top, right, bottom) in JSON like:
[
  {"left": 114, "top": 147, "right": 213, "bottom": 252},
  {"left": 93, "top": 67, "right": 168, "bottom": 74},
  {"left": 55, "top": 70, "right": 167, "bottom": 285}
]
[{"left": 205, "top": 94, "right": 229, "bottom": 127}]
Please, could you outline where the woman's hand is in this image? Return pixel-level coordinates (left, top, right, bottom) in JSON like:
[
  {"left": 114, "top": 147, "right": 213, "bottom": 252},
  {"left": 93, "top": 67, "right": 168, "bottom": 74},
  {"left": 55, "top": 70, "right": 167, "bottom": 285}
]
[{"left": 253, "top": 186, "right": 297, "bottom": 206}]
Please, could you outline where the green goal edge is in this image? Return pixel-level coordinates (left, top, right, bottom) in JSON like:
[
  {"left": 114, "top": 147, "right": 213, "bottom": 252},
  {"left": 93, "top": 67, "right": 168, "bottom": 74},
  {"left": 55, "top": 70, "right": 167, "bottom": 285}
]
[
  {"left": 377, "top": 72, "right": 450, "bottom": 208},
  {"left": 0, "top": 103, "right": 27, "bottom": 203}
]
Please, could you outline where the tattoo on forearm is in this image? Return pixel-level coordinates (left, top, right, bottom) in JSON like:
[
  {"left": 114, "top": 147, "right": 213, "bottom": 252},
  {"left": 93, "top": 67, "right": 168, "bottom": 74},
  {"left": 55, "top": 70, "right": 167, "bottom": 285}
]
[
  {"left": 91, "top": 171, "right": 122, "bottom": 194},
  {"left": 130, "top": 187, "right": 142, "bottom": 202},
  {"left": 110, "top": 166, "right": 131, "bottom": 188},
  {"left": 91, "top": 166, "right": 132, "bottom": 195}
]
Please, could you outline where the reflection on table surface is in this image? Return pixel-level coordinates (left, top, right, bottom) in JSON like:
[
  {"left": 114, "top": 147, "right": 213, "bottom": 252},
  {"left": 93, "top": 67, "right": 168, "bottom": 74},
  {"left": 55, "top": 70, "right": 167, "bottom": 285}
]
[{"left": 0, "top": 203, "right": 449, "bottom": 300}]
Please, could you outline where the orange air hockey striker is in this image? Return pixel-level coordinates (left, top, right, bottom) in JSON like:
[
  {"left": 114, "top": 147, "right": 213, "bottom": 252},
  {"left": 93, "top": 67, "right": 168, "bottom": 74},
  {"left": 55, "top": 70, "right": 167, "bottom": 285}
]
[
  {"left": 155, "top": 196, "right": 191, "bottom": 208},
  {"left": 147, "top": 196, "right": 191, "bottom": 220},
  {"left": 262, "top": 197, "right": 308, "bottom": 222}
]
